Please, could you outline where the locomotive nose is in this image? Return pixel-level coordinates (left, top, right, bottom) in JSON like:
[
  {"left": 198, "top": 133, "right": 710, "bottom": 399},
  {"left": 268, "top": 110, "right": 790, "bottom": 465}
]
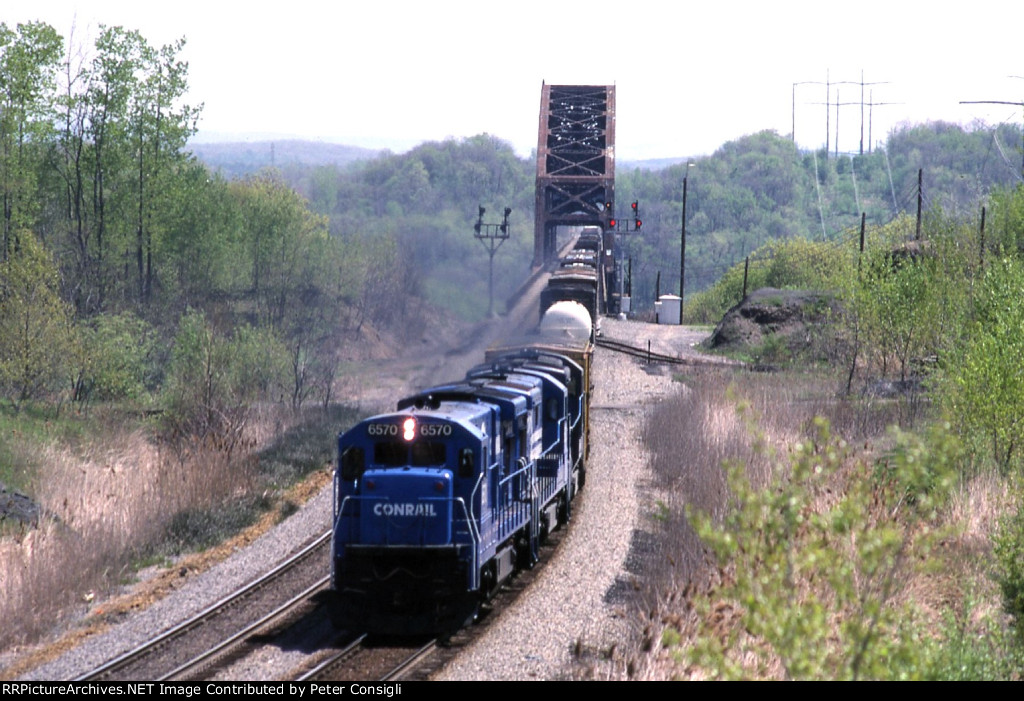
[{"left": 360, "top": 469, "right": 454, "bottom": 546}]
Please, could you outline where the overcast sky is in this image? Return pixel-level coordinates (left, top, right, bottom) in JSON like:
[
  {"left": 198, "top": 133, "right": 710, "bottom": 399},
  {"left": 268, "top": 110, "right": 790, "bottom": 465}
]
[{"left": 9, "top": 0, "right": 1024, "bottom": 160}]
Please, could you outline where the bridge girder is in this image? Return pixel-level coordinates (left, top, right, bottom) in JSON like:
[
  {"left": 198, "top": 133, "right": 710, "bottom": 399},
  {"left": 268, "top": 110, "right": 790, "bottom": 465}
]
[{"left": 533, "top": 84, "right": 616, "bottom": 266}]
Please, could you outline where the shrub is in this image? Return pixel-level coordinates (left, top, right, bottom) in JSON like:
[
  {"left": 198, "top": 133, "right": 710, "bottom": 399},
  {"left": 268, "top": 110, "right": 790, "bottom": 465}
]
[
  {"left": 939, "top": 257, "right": 1024, "bottom": 473},
  {"left": 0, "top": 231, "right": 73, "bottom": 407},
  {"left": 994, "top": 496, "right": 1024, "bottom": 646},
  {"left": 73, "top": 312, "right": 157, "bottom": 403},
  {"left": 686, "top": 416, "right": 956, "bottom": 679}
]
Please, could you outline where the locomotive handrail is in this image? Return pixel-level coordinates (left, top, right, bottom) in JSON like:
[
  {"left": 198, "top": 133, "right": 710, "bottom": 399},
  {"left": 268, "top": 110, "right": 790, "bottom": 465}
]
[
  {"left": 452, "top": 496, "right": 480, "bottom": 590},
  {"left": 495, "top": 457, "right": 535, "bottom": 541},
  {"left": 468, "top": 471, "right": 484, "bottom": 544},
  {"left": 571, "top": 396, "right": 584, "bottom": 430},
  {"left": 497, "top": 457, "right": 532, "bottom": 490},
  {"left": 538, "top": 419, "right": 565, "bottom": 462}
]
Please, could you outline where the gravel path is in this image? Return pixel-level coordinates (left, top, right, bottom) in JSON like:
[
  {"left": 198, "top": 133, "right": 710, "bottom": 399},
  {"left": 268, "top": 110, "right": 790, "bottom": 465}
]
[{"left": 13, "top": 318, "right": 709, "bottom": 682}]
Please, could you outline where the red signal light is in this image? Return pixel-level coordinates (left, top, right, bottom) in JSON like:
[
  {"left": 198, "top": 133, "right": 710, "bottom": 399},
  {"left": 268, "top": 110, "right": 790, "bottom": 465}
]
[
  {"left": 635, "top": 219, "right": 642, "bottom": 230},
  {"left": 631, "top": 200, "right": 638, "bottom": 212},
  {"left": 609, "top": 218, "right": 617, "bottom": 228}
]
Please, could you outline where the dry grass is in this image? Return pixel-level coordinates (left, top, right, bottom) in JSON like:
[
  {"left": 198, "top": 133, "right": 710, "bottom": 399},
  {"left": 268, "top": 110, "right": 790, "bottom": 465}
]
[
  {"left": 620, "top": 367, "right": 1012, "bottom": 679},
  {"left": 0, "top": 404, "right": 298, "bottom": 653}
]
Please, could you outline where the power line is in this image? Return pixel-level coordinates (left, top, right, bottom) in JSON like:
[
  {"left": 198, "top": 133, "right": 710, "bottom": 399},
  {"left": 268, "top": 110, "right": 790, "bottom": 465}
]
[{"left": 960, "top": 99, "right": 1024, "bottom": 179}]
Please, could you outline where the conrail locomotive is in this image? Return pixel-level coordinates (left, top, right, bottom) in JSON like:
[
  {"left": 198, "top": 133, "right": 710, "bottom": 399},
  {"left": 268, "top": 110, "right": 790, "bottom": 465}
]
[{"left": 330, "top": 230, "right": 604, "bottom": 635}]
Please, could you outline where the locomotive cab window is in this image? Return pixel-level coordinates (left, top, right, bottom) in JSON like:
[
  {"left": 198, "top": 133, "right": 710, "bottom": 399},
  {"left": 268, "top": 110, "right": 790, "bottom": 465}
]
[
  {"left": 411, "top": 442, "right": 446, "bottom": 466},
  {"left": 458, "top": 447, "right": 475, "bottom": 478},
  {"left": 374, "top": 442, "right": 407, "bottom": 467},
  {"left": 546, "top": 398, "right": 559, "bottom": 421},
  {"left": 340, "top": 446, "right": 364, "bottom": 480},
  {"left": 373, "top": 441, "right": 447, "bottom": 467}
]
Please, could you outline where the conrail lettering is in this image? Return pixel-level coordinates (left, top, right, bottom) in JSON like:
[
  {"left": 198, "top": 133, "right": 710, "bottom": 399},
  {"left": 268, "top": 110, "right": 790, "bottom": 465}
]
[{"left": 374, "top": 502, "right": 438, "bottom": 517}]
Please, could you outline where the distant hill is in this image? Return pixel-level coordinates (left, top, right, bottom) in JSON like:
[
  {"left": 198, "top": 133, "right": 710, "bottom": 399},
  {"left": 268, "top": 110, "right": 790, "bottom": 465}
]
[
  {"left": 619, "top": 157, "right": 692, "bottom": 171},
  {"left": 189, "top": 138, "right": 688, "bottom": 178},
  {"left": 189, "top": 140, "right": 381, "bottom": 177}
]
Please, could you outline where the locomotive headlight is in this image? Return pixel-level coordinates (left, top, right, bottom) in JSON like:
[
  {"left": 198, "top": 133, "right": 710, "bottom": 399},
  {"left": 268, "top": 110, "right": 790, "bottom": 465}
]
[{"left": 403, "top": 417, "right": 416, "bottom": 441}]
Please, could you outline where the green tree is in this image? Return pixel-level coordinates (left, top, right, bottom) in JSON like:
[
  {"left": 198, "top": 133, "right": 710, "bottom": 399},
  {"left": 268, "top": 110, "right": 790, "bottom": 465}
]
[
  {"left": 987, "top": 184, "right": 1024, "bottom": 258},
  {"left": 164, "top": 308, "right": 237, "bottom": 438},
  {"left": 940, "top": 257, "right": 1024, "bottom": 471},
  {"left": 230, "top": 174, "right": 330, "bottom": 328},
  {"left": 71, "top": 311, "right": 155, "bottom": 404},
  {"left": 84, "top": 25, "right": 144, "bottom": 308},
  {"left": 0, "top": 21, "right": 62, "bottom": 259},
  {"left": 54, "top": 28, "right": 94, "bottom": 312},
  {"left": 159, "top": 163, "right": 242, "bottom": 301},
  {"left": 0, "top": 230, "right": 73, "bottom": 407},
  {"left": 129, "top": 34, "right": 200, "bottom": 303},
  {"left": 851, "top": 216, "right": 958, "bottom": 385},
  {"left": 226, "top": 322, "right": 289, "bottom": 404}
]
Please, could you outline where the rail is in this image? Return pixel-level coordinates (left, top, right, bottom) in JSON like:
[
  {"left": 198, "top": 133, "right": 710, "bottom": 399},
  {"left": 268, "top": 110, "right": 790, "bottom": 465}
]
[
  {"left": 77, "top": 530, "right": 332, "bottom": 681},
  {"left": 596, "top": 337, "right": 742, "bottom": 367}
]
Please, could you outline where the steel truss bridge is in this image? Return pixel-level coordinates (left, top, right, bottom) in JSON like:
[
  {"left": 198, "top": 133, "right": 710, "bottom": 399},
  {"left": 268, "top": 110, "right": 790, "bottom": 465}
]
[{"left": 533, "top": 84, "right": 616, "bottom": 266}]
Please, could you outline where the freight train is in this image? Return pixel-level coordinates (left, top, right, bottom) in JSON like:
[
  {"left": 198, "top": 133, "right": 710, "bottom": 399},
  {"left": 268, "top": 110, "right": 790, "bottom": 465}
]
[{"left": 330, "top": 232, "right": 601, "bottom": 636}]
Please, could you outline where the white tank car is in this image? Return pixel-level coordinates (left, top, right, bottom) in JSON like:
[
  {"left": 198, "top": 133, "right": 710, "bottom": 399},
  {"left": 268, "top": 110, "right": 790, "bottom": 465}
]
[{"left": 539, "top": 299, "right": 597, "bottom": 340}]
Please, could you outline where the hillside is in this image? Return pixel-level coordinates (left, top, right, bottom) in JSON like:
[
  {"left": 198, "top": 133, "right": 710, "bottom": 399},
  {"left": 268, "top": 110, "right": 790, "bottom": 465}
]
[{"left": 188, "top": 139, "right": 380, "bottom": 177}]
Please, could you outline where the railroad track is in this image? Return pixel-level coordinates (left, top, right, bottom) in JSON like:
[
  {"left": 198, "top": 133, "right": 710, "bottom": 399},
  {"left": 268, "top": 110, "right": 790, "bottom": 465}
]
[
  {"left": 77, "top": 530, "right": 332, "bottom": 681},
  {"left": 297, "top": 510, "right": 572, "bottom": 682},
  {"left": 596, "top": 337, "right": 740, "bottom": 367},
  {"left": 296, "top": 637, "right": 437, "bottom": 682}
]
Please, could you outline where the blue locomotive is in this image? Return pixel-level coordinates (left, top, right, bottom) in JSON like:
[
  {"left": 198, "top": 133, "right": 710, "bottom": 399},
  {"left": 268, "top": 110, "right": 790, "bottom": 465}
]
[{"left": 331, "top": 301, "right": 593, "bottom": 636}]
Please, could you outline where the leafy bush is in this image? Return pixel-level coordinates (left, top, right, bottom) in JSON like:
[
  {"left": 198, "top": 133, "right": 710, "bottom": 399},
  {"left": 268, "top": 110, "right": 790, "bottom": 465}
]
[
  {"left": 686, "top": 416, "right": 956, "bottom": 679},
  {"left": 923, "top": 600, "right": 1022, "bottom": 680},
  {"left": 875, "top": 422, "right": 959, "bottom": 520},
  {"left": 0, "top": 232, "right": 73, "bottom": 407},
  {"left": 994, "top": 497, "right": 1024, "bottom": 646},
  {"left": 73, "top": 312, "right": 157, "bottom": 403},
  {"left": 939, "top": 257, "right": 1024, "bottom": 473},
  {"left": 227, "top": 323, "right": 290, "bottom": 404}
]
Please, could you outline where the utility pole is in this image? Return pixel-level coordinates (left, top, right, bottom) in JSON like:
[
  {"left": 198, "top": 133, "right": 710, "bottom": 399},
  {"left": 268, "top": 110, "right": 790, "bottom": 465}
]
[
  {"left": 915, "top": 169, "right": 923, "bottom": 240},
  {"left": 679, "top": 162, "right": 694, "bottom": 323},
  {"left": 814, "top": 70, "right": 887, "bottom": 156},
  {"left": 856, "top": 70, "right": 889, "bottom": 155},
  {"left": 792, "top": 80, "right": 825, "bottom": 145},
  {"left": 473, "top": 205, "right": 512, "bottom": 317},
  {"left": 680, "top": 175, "right": 687, "bottom": 324}
]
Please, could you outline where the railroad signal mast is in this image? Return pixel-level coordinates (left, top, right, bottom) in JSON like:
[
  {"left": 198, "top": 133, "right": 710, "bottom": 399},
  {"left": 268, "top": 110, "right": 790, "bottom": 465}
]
[
  {"left": 474, "top": 205, "right": 512, "bottom": 317},
  {"left": 606, "top": 200, "right": 643, "bottom": 233},
  {"left": 605, "top": 200, "right": 644, "bottom": 316},
  {"left": 631, "top": 200, "right": 642, "bottom": 232}
]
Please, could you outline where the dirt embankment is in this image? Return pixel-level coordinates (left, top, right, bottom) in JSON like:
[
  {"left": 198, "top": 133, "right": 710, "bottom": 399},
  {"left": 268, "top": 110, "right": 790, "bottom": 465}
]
[{"left": 706, "top": 287, "right": 842, "bottom": 364}]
